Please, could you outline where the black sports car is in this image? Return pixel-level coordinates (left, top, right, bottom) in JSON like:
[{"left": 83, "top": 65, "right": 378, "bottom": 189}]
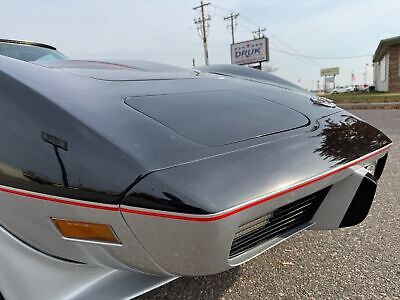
[{"left": 0, "top": 40, "right": 391, "bottom": 299}]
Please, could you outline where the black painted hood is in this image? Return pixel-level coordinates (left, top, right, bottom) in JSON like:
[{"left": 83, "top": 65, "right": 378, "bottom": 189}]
[
  {"left": 122, "top": 112, "right": 392, "bottom": 214},
  {"left": 125, "top": 90, "right": 309, "bottom": 146},
  {"left": 0, "top": 55, "right": 348, "bottom": 205}
]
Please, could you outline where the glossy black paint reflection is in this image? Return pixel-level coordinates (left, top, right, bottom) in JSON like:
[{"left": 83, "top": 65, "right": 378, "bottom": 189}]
[
  {"left": 314, "top": 115, "right": 390, "bottom": 165},
  {"left": 0, "top": 59, "right": 145, "bottom": 203},
  {"left": 128, "top": 191, "right": 209, "bottom": 215},
  {"left": 123, "top": 113, "right": 391, "bottom": 214}
]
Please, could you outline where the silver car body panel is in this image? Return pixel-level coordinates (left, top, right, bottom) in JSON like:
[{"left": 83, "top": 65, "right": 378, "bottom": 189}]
[
  {"left": 0, "top": 226, "right": 176, "bottom": 300},
  {"left": 120, "top": 155, "right": 381, "bottom": 275}
]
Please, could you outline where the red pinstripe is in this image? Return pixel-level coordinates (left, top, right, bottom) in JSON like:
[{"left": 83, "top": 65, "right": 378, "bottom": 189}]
[{"left": 0, "top": 145, "right": 391, "bottom": 221}]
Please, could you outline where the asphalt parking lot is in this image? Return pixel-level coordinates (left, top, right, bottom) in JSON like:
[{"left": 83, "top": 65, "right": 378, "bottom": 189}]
[{"left": 140, "top": 110, "right": 400, "bottom": 300}]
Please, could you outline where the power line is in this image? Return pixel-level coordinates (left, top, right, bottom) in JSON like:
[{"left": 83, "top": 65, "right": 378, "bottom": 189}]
[
  {"left": 223, "top": 12, "right": 239, "bottom": 44},
  {"left": 213, "top": 4, "right": 260, "bottom": 27},
  {"left": 269, "top": 42, "right": 321, "bottom": 69},
  {"left": 212, "top": 4, "right": 234, "bottom": 14},
  {"left": 215, "top": 5, "right": 322, "bottom": 67},
  {"left": 269, "top": 48, "right": 372, "bottom": 60},
  {"left": 213, "top": 4, "right": 370, "bottom": 63},
  {"left": 237, "top": 24, "right": 321, "bottom": 69},
  {"left": 237, "top": 22, "right": 254, "bottom": 33},
  {"left": 193, "top": 1, "right": 212, "bottom": 65},
  {"left": 267, "top": 32, "right": 322, "bottom": 67}
]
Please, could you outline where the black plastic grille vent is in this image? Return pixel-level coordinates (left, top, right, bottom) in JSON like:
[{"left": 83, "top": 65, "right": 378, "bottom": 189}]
[{"left": 229, "top": 187, "right": 330, "bottom": 258}]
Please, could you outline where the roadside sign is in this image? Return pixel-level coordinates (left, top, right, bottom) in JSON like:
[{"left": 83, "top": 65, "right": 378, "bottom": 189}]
[
  {"left": 325, "top": 76, "right": 335, "bottom": 83},
  {"left": 231, "top": 38, "right": 269, "bottom": 65},
  {"left": 320, "top": 67, "right": 339, "bottom": 77}
]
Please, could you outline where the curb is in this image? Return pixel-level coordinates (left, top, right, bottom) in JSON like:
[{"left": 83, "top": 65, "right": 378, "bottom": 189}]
[{"left": 338, "top": 102, "right": 400, "bottom": 110}]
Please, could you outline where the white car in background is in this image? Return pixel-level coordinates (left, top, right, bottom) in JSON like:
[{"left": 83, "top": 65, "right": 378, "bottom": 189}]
[{"left": 330, "top": 86, "right": 355, "bottom": 94}]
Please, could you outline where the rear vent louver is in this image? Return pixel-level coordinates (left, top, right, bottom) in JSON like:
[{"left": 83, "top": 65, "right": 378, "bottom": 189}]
[{"left": 229, "top": 187, "right": 330, "bottom": 258}]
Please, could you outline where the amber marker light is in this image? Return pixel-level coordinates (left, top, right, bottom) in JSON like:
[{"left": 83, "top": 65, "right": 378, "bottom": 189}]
[{"left": 51, "top": 218, "right": 121, "bottom": 245}]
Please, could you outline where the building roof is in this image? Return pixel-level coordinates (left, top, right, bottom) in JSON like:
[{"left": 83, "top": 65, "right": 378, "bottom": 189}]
[
  {"left": 373, "top": 36, "right": 400, "bottom": 62},
  {"left": 0, "top": 39, "right": 57, "bottom": 50}
]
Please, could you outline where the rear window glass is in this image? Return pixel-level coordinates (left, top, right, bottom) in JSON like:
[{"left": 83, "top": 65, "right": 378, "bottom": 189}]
[{"left": 0, "top": 43, "right": 67, "bottom": 62}]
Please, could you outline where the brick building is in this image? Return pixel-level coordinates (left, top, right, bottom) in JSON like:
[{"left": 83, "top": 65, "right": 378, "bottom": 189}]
[{"left": 373, "top": 36, "right": 400, "bottom": 92}]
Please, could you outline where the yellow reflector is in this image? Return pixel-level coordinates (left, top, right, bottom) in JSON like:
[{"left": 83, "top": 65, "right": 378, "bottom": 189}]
[{"left": 52, "top": 219, "right": 120, "bottom": 244}]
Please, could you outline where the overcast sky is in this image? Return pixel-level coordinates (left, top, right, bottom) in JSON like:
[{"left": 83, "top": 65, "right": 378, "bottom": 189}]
[{"left": 1, "top": 0, "right": 399, "bottom": 89}]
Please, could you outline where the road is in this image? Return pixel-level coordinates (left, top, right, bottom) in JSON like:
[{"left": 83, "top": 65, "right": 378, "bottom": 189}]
[{"left": 139, "top": 110, "right": 400, "bottom": 300}]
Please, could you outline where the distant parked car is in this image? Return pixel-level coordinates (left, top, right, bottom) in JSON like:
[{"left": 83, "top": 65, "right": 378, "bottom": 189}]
[
  {"left": 0, "top": 39, "right": 67, "bottom": 62},
  {"left": 330, "top": 86, "right": 355, "bottom": 94},
  {"left": 359, "top": 84, "right": 370, "bottom": 92}
]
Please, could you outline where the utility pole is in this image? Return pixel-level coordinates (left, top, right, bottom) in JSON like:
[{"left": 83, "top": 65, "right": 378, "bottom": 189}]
[
  {"left": 252, "top": 27, "right": 266, "bottom": 70},
  {"left": 223, "top": 12, "right": 239, "bottom": 44},
  {"left": 193, "top": 1, "right": 211, "bottom": 65},
  {"left": 252, "top": 27, "right": 266, "bottom": 39}
]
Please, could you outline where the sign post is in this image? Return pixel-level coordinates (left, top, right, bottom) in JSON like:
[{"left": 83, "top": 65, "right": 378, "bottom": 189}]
[{"left": 320, "top": 67, "right": 339, "bottom": 93}]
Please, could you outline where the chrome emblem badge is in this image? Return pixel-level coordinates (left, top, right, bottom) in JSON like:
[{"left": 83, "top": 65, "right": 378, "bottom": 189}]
[{"left": 310, "top": 96, "right": 336, "bottom": 108}]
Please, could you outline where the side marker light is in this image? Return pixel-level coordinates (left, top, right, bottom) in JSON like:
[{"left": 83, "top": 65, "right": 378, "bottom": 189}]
[{"left": 52, "top": 218, "right": 121, "bottom": 245}]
